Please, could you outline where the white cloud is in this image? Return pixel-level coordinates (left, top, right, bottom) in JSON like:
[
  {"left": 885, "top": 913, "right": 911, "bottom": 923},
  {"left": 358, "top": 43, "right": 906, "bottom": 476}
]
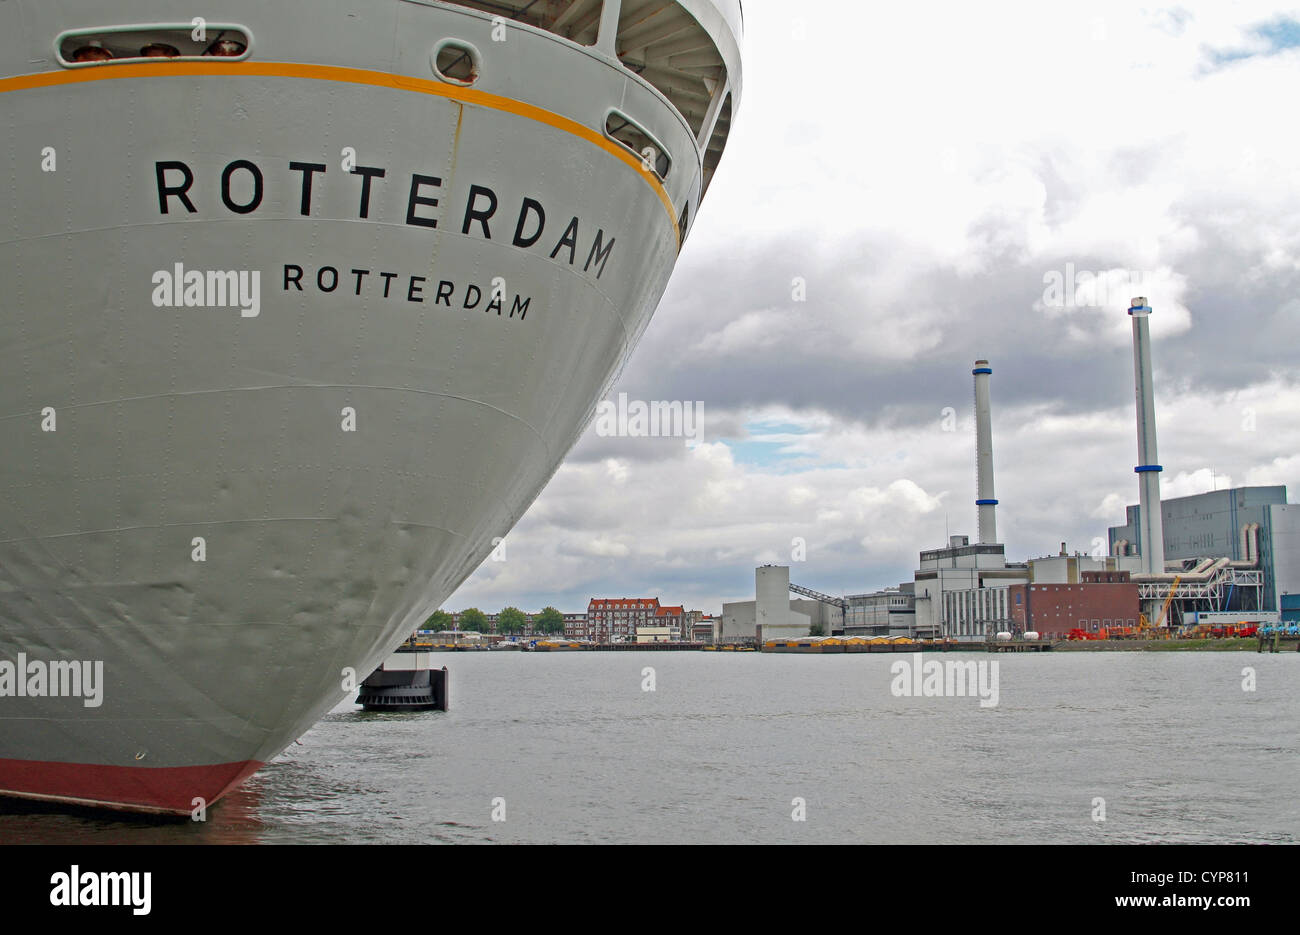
[
  {"left": 443, "top": 1, "right": 1300, "bottom": 614},
  {"left": 1161, "top": 468, "right": 1229, "bottom": 499},
  {"left": 1092, "top": 491, "right": 1128, "bottom": 519},
  {"left": 1245, "top": 454, "right": 1300, "bottom": 490},
  {"left": 448, "top": 374, "right": 1300, "bottom": 611},
  {"left": 688, "top": 309, "right": 788, "bottom": 357}
]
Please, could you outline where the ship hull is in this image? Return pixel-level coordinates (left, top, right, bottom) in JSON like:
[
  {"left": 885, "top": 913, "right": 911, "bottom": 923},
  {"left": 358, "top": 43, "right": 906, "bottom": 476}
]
[{"left": 0, "top": 2, "right": 700, "bottom": 813}]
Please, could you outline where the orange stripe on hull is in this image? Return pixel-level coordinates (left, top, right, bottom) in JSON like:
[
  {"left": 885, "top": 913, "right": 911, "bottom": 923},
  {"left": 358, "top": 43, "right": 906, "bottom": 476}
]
[{"left": 0, "top": 60, "right": 681, "bottom": 246}]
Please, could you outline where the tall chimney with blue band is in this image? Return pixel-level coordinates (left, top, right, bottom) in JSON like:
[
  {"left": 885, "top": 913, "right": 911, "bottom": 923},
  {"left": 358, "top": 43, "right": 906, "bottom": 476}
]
[
  {"left": 1129, "top": 298, "right": 1165, "bottom": 574},
  {"left": 973, "top": 359, "right": 998, "bottom": 545}
]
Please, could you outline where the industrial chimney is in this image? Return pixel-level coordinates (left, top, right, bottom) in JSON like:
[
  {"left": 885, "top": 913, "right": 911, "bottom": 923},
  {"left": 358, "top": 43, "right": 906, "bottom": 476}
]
[
  {"left": 972, "top": 359, "right": 998, "bottom": 544},
  {"left": 1128, "top": 298, "right": 1165, "bottom": 574}
]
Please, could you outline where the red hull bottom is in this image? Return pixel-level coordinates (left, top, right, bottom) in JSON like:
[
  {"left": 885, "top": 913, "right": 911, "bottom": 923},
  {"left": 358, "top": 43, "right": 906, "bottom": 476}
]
[{"left": 0, "top": 758, "right": 264, "bottom": 816}]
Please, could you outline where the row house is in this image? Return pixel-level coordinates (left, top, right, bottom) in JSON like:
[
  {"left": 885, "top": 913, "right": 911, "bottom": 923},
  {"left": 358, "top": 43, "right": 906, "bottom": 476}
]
[
  {"left": 563, "top": 613, "right": 588, "bottom": 639},
  {"left": 647, "top": 604, "right": 686, "bottom": 641},
  {"left": 586, "top": 598, "right": 661, "bottom": 642}
]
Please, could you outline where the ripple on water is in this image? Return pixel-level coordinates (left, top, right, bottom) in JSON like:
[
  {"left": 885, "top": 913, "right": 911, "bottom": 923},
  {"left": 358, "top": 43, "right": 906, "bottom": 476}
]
[{"left": 0, "top": 652, "right": 1295, "bottom": 843}]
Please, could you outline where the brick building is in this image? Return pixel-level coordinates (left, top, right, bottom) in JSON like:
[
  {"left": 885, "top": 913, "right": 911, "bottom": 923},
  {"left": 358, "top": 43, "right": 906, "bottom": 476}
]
[
  {"left": 443, "top": 610, "right": 581, "bottom": 637},
  {"left": 563, "top": 613, "right": 587, "bottom": 639},
  {"left": 649, "top": 604, "right": 685, "bottom": 641},
  {"left": 586, "top": 598, "right": 661, "bottom": 642},
  {"left": 1007, "top": 571, "right": 1139, "bottom": 638}
]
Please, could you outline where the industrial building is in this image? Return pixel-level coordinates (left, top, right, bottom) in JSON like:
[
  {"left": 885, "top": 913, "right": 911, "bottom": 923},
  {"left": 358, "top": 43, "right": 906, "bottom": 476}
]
[
  {"left": 720, "top": 565, "right": 837, "bottom": 643},
  {"left": 1108, "top": 485, "right": 1298, "bottom": 616},
  {"left": 691, "top": 616, "right": 721, "bottom": 642},
  {"left": 725, "top": 359, "right": 1078, "bottom": 642},
  {"left": 731, "top": 545, "right": 1140, "bottom": 643},
  {"left": 719, "top": 360, "right": 1030, "bottom": 643},
  {"left": 844, "top": 586, "right": 915, "bottom": 636},
  {"left": 910, "top": 360, "right": 1028, "bottom": 640},
  {"left": 938, "top": 298, "right": 1296, "bottom": 634},
  {"left": 721, "top": 307, "right": 1295, "bottom": 642},
  {"left": 911, "top": 536, "right": 1029, "bottom": 639},
  {"left": 927, "top": 548, "right": 1142, "bottom": 640},
  {"left": 1097, "top": 299, "right": 1280, "bottom": 627},
  {"left": 1007, "top": 571, "right": 1140, "bottom": 639}
]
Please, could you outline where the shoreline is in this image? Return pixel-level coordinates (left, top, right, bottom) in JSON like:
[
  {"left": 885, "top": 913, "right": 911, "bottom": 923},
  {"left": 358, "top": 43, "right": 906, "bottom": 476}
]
[
  {"left": 412, "top": 636, "right": 1297, "bottom": 653},
  {"left": 1051, "top": 637, "right": 1293, "bottom": 652}
]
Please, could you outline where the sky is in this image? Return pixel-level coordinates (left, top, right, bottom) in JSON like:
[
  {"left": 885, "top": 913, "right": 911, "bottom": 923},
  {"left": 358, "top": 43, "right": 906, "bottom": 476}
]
[{"left": 446, "top": 0, "right": 1300, "bottom": 615}]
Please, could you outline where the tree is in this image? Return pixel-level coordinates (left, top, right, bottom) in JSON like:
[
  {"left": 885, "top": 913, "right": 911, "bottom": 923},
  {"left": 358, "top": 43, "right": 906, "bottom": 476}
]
[
  {"left": 536, "top": 606, "right": 564, "bottom": 635},
  {"left": 809, "top": 620, "right": 825, "bottom": 637},
  {"left": 424, "top": 609, "right": 453, "bottom": 631},
  {"left": 498, "top": 606, "right": 527, "bottom": 634},
  {"left": 459, "top": 607, "right": 488, "bottom": 633}
]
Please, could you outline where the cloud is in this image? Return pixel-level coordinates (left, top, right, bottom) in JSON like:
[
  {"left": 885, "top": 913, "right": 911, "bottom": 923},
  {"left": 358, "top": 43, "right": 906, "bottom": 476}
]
[
  {"left": 1162, "top": 468, "right": 1230, "bottom": 499},
  {"left": 443, "top": 1, "right": 1300, "bottom": 615}
]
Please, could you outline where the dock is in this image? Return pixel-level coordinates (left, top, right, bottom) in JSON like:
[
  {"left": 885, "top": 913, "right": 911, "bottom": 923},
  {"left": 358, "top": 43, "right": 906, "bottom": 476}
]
[
  {"left": 1256, "top": 633, "right": 1300, "bottom": 653},
  {"left": 985, "top": 639, "right": 1055, "bottom": 653},
  {"left": 534, "top": 640, "right": 716, "bottom": 651},
  {"left": 763, "top": 638, "right": 984, "bottom": 654},
  {"left": 356, "top": 651, "right": 449, "bottom": 710}
]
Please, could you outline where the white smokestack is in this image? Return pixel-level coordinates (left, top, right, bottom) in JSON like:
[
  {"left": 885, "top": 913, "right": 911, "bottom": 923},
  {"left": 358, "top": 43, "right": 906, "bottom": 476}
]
[
  {"left": 1128, "top": 298, "right": 1165, "bottom": 574},
  {"left": 973, "top": 359, "right": 998, "bottom": 544}
]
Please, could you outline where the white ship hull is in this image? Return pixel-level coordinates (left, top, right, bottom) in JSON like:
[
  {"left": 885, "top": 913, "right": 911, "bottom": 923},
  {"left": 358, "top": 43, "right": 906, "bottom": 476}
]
[{"left": 0, "top": 0, "right": 740, "bottom": 812}]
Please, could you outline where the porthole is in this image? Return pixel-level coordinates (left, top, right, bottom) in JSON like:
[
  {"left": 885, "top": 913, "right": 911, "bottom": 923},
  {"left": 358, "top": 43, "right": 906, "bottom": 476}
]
[{"left": 432, "top": 39, "right": 481, "bottom": 86}]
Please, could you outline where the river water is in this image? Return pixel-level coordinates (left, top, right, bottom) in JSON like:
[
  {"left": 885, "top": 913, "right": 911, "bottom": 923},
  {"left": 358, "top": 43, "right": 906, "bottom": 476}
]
[{"left": 3, "top": 651, "right": 1297, "bottom": 844}]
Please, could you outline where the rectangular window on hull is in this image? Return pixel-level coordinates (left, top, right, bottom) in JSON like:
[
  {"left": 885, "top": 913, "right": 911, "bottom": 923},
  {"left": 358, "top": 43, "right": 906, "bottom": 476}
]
[
  {"left": 438, "top": 0, "right": 603, "bottom": 47},
  {"left": 56, "top": 24, "right": 252, "bottom": 66},
  {"left": 605, "top": 109, "right": 672, "bottom": 179}
]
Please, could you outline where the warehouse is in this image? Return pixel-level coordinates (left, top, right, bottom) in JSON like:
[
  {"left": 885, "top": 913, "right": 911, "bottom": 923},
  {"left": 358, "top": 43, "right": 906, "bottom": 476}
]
[
  {"left": 1108, "top": 486, "right": 1298, "bottom": 614},
  {"left": 1007, "top": 572, "right": 1140, "bottom": 639}
]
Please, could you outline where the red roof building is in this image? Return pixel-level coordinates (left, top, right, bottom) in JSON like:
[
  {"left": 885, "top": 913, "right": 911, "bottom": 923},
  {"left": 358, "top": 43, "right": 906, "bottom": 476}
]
[
  {"left": 651, "top": 605, "right": 686, "bottom": 640},
  {"left": 586, "top": 598, "right": 661, "bottom": 643}
]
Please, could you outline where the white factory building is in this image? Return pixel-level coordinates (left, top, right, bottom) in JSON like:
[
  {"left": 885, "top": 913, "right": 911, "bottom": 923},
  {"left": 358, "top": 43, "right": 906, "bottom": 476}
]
[
  {"left": 910, "top": 537, "right": 1023, "bottom": 639},
  {"left": 844, "top": 586, "right": 916, "bottom": 636},
  {"left": 720, "top": 565, "right": 837, "bottom": 643}
]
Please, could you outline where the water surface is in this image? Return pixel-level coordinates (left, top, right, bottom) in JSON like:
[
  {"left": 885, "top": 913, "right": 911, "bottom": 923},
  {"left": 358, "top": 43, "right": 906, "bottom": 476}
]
[{"left": 3, "top": 652, "right": 1296, "bottom": 844}]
